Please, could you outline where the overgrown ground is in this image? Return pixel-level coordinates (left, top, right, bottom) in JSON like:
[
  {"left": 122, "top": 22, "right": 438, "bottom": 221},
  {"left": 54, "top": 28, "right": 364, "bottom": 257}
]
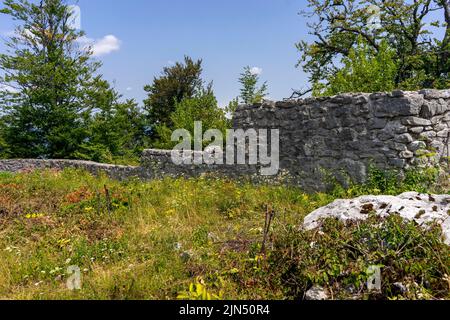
[{"left": 0, "top": 169, "right": 448, "bottom": 300}]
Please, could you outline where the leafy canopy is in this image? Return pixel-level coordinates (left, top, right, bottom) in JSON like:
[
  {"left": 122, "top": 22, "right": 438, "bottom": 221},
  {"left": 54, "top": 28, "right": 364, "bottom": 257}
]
[
  {"left": 296, "top": 0, "right": 450, "bottom": 95},
  {"left": 143, "top": 56, "right": 205, "bottom": 136},
  {"left": 155, "top": 90, "right": 229, "bottom": 150},
  {"left": 313, "top": 38, "right": 398, "bottom": 96}
]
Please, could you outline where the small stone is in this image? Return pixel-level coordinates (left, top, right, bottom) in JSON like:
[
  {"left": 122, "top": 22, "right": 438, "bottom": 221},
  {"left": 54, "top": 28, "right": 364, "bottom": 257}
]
[
  {"left": 394, "top": 125, "right": 408, "bottom": 134},
  {"left": 409, "top": 141, "right": 426, "bottom": 152},
  {"left": 420, "top": 131, "right": 437, "bottom": 141},
  {"left": 393, "top": 282, "right": 408, "bottom": 294},
  {"left": 389, "top": 142, "right": 408, "bottom": 152},
  {"left": 437, "top": 130, "right": 449, "bottom": 138},
  {"left": 305, "top": 286, "right": 329, "bottom": 300},
  {"left": 399, "top": 150, "right": 414, "bottom": 159},
  {"left": 419, "top": 89, "right": 450, "bottom": 99},
  {"left": 368, "top": 118, "right": 387, "bottom": 129},
  {"left": 409, "top": 127, "right": 424, "bottom": 134},
  {"left": 330, "top": 94, "right": 354, "bottom": 105},
  {"left": 402, "top": 117, "right": 432, "bottom": 126},
  {"left": 395, "top": 133, "right": 414, "bottom": 144},
  {"left": 370, "top": 92, "right": 388, "bottom": 100},
  {"left": 420, "top": 103, "right": 438, "bottom": 118},
  {"left": 392, "top": 90, "right": 405, "bottom": 97},
  {"left": 389, "top": 158, "right": 407, "bottom": 168}
]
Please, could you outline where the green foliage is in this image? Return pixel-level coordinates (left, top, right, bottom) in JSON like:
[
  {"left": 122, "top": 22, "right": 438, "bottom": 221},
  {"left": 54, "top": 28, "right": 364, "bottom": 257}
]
[
  {"left": 143, "top": 56, "right": 205, "bottom": 138},
  {"left": 314, "top": 39, "right": 398, "bottom": 96},
  {"left": 224, "top": 97, "right": 239, "bottom": 118},
  {"left": 154, "top": 91, "right": 229, "bottom": 150},
  {"left": 0, "top": 0, "right": 98, "bottom": 158},
  {"left": 330, "top": 166, "right": 442, "bottom": 198},
  {"left": 177, "top": 277, "right": 224, "bottom": 300},
  {"left": 0, "top": 169, "right": 448, "bottom": 299},
  {"left": 0, "top": 0, "right": 148, "bottom": 163},
  {"left": 78, "top": 97, "right": 148, "bottom": 164},
  {"left": 297, "top": 0, "right": 450, "bottom": 93},
  {"left": 268, "top": 215, "right": 450, "bottom": 300},
  {"left": 238, "top": 66, "right": 268, "bottom": 104}
]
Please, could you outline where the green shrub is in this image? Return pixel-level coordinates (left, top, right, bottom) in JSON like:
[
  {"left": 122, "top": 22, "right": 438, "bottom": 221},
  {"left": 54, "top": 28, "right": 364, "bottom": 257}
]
[{"left": 266, "top": 215, "right": 450, "bottom": 300}]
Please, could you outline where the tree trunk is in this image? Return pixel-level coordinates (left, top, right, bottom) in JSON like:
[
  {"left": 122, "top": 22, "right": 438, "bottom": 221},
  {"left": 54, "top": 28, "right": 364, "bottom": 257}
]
[{"left": 439, "top": 0, "right": 450, "bottom": 79}]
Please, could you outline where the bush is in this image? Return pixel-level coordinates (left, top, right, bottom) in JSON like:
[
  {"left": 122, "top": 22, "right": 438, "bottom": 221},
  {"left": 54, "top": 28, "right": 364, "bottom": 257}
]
[
  {"left": 154, "top": 91, "right": 230, "bottom": 150},
  {"left": 330, "top": 166, "right": 444, "bottom": 198},
  {"left": 313, "top": 38, "right": 397, "bottom": 96},
  {"left": 266, "top": 215, "right": 450, "bottom": 300}
]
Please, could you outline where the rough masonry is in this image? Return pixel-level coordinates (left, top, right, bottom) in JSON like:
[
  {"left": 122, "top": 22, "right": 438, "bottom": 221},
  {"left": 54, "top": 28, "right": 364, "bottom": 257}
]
[
  {"left": 0, "top": 89, "right": 449, "bottom": 191},
  {"left": 231, "top": 89, "right": 450, "bottom": 189}
]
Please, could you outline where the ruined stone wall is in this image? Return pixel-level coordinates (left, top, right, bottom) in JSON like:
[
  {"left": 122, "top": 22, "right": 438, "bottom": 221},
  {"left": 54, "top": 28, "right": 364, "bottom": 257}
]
[
  {"left": 0, "top": 159, "right": 141, "bottom": 180},
  {"left": 0, "top": 89, "right": 449, "bottom": 191},
  {"left": 231, "top": 89, "right": 450, "bottom": 189},
  {"left": 138, "top": 89, "right": 450, "bottom": 190}
]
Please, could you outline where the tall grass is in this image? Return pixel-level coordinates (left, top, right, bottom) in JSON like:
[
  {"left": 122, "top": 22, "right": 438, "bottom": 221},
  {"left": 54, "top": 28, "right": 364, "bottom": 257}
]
[{"left": 0, "top": 168, "right": 447, "bottom": 300}]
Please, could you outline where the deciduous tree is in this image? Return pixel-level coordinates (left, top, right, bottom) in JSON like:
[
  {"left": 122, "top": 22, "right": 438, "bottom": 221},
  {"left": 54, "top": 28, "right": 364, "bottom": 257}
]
[{"left": 296, "top": 0, "right": 450, "bottom": 95}]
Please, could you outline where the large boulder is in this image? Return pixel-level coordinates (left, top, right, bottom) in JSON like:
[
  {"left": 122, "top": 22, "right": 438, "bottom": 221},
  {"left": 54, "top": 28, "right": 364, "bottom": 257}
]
[{"left": 303, "top": 192, "right": 450, "bottom": 245}]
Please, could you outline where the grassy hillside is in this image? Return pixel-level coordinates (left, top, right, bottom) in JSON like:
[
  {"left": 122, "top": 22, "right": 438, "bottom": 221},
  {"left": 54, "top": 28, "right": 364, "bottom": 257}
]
[{"left": 0, "top": 169, "right": 448, "bottom": 300}]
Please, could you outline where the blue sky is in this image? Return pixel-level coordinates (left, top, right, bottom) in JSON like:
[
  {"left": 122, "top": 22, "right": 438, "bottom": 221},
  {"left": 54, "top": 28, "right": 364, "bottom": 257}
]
[
  {"left": 1, "top": 1, "right": 444, "bottom": 107},
  {"left": 1, "top": 0, "right": 311, "bottom": 107}
]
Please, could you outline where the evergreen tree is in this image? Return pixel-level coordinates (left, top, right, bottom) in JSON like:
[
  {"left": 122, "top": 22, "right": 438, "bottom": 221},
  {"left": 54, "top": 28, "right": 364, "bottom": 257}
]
[
  {"left": 0, "top": 0, "right": 103, "bottom": 158},
  {"left": 238, "top": 66, "right": 268, "bottom": 104},
  {"left": 0, "top": 0, "right": 146, "bottom": 162}
]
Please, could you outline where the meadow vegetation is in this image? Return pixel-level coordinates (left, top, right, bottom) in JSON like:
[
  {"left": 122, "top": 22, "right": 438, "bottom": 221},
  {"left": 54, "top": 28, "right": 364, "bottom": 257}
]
[{"left": 0, "top": 168, "right": 448, "bottom": 300}]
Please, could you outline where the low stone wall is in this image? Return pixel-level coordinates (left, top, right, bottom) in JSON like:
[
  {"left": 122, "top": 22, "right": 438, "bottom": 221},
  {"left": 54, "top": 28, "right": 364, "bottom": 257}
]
[
  {"left": 140, "top": 149, "right": 260, "bottom": 180},
  {"left": 0, "top": 159, "right": 141, "bottom": 180}
]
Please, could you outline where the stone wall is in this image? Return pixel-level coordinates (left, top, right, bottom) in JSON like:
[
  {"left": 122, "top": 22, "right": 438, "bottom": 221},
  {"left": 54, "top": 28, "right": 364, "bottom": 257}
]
[
  {"left": 0, "top": 89, "right": 449, "bottom": 191},
  {"left": 0, "top": 159, "right": 141, "bottom": 180},
  {"left": 139, "top": 149, "right": 261, "bottom": 180},
  {"left": 231, "top": 89, "right": 450, "bottom": 189}
]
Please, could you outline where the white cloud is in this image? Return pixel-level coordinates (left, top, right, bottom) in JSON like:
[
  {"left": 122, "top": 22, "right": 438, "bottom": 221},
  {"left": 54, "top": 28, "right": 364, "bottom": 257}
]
[
  {"left": 91, "top": 35, "right": 121, "bottom": 57},
  {"left": 250, "top": 67, "right": 263, "bottom": 75},
  {"left": 126, "top": 87, "right": 133, "bottom": 91},
  {"left": 78, "top": 34, "right": 121, "bottom": 57}
]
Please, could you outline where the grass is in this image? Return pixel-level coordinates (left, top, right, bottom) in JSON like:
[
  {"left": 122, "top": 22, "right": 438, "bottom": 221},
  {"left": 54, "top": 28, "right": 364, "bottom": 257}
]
[{"left": 0, "top": 168, "right": 448, "bottom": 300}]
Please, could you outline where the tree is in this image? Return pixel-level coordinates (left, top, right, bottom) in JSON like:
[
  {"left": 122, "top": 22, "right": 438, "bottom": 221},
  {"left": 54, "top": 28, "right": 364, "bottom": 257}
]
[
  {"left": 238, "top": 66, "right": 268, "bottom": 104},
  {"left": 296, "top": 0, "right": 450, "bottom": 95},
  {"left": 0, "top": 0, "right": 102, "bottom": 159},
  {"left": 143, "top": 56, "right": 204, "bottom": 137},
  {"left": 155, "top": 90, "right": 229, "bottom": 150},
  {"left": 314, "top": 38, "right": 398, "bottom": 96},
  {"left": 0, "top": 0, "right": 147, "bottom": 163},
  {"left": 77, "top": 80, "right": 148, "bottom": 164}
]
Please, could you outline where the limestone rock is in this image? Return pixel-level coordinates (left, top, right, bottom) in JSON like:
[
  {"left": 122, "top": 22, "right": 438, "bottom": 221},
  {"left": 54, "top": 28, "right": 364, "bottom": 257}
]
[
  {"left": 419, "top": 89, "right": 450, "bottom": 99},
  {"left": 402, "top": 117, "right": 432, "bottom": 127},
  {"left": 303, "top": 192, "right": 450, "bottom": 245},
  {"left": 305, "top": 286, "right": 330, "bottom": 300}
]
